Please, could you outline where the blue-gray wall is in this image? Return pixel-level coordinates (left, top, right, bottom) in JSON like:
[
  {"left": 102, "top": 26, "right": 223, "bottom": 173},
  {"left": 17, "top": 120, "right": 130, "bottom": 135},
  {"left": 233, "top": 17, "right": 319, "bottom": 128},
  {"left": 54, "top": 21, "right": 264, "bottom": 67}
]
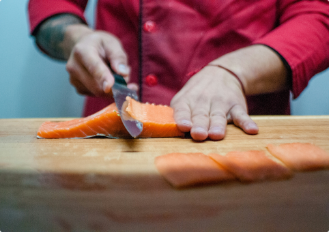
[{"left": 0, "top": 0, "right": 328, "bottom": 118}]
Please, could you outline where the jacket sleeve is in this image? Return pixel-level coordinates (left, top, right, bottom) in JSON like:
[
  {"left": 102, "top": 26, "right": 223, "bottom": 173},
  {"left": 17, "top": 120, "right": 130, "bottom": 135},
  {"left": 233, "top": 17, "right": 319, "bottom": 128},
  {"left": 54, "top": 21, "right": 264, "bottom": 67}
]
[
  {"left": 253, "top": 0, "right": 329, "bottom": 98},
  {"left": 28, "top": 0, "right": 89, "bottom": 35}
]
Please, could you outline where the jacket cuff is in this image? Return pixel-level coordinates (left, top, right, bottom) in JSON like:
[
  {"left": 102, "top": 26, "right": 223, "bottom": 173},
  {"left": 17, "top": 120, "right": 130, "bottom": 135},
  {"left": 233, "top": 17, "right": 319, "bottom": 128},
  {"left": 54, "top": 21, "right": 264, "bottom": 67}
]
[
  {"left": 28, "top": 0, "right": 87, "bottom": 35},
  {"left": 252, "top": 14, "right": 329, "bottom": 99}
]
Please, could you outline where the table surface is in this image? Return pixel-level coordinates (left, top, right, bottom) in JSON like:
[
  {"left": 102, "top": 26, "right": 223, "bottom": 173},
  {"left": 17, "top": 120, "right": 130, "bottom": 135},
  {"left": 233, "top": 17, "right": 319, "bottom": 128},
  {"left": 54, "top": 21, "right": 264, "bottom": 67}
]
[{"left": 0, "top": 116, "right": 329, "bottom": 232}]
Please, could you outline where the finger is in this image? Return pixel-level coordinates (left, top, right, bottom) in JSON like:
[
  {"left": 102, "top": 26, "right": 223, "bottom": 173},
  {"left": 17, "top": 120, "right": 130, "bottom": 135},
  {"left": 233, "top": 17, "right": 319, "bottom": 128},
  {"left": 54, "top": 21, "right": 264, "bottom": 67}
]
[
  {"left": 110, "top": 62, "right": 131, "bottom": 84},
  {"left": 208, "top": 102, "right": 227, "bottom": 141},
  {"left": 171, "top": 101, "right": 193, "bottom": 133},
  {"left": 127, "top": 83, "right": 139, "bottom": 92},
  {"left": 190, "top": 98, "right": 211, "bottom": 141},
  {"left": 101, "top": 38, "right": 130, "bottom": 80},
  {"left": 66, "top": 58, "right": 104, "bottom": 96},
  {"left": 226, "top": 113, "right": 233, "bottom": 123},
  {"left": 69, "top": 75, "right": 93, "bottom": 96},
  {"left": 230, "top": 104, "right": 259, "bottom": 135},
  {"left": 73, "top": 44, "right": 114, "bottom": 94}
]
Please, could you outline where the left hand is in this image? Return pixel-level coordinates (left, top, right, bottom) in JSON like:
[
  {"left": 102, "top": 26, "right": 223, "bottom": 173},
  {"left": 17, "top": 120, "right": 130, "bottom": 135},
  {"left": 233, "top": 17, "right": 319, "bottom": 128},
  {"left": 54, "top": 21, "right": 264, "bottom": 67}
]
[{"left": 170, "top": 65, "right": 259, "bottom": 141}]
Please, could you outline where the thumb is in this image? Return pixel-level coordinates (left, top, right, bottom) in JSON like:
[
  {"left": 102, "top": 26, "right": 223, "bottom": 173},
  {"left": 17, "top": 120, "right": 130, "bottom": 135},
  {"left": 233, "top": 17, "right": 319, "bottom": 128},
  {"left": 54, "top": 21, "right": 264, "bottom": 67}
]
[
  {"left": 113, "top": 62, "right": 131, "bottom": 84},
  {"left": 102, "top": 35, "right": 130, "bottom": 81}
]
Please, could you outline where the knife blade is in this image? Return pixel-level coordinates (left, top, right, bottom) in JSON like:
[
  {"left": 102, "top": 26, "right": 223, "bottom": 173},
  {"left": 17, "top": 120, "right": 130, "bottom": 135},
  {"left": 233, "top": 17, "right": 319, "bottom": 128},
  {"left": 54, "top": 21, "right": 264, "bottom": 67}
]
[{"left": 111, "top": 73, "right": 143, "bottom": 138}]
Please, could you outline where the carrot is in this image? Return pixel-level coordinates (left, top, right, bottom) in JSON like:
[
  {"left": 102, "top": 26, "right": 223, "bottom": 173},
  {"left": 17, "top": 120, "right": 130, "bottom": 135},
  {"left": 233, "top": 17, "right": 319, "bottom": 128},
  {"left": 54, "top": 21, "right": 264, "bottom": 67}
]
[
  {"left": 155, "top": 153, "right": 235, "bottom": 188},
  {"left": 209, "top": 150, "right": 293, "bottom": 182},
  {"left": 267, "top": 143, "right": 329, "bottom": 171}
]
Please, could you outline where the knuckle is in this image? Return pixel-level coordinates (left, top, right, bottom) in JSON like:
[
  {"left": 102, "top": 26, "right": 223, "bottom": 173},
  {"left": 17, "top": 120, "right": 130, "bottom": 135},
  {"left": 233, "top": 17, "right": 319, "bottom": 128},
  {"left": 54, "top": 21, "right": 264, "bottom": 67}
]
[
  {"left": 231, "top": 109, "right": 248, "bottom": 125},
  {"left": 72, "top": 45, "right": 85, "bottom": 58},
  {"left": 66, "top": 64, "right": 72, "bottom": 73},
  {"left": 191, "top": 110, "right": 208, "bottom": 120},
  {"left": 108, "top": 34, "right": 123, "bottom": 47},
  {"left": 231, "top": 104, "right": 246, "bottom": 114},
  {"left": 65, "top": 59, "right": 75, "bottom": 72},
  {"left": 170, "top": 96, "right": 180, "bottom": 106},
  {"left": 210, "top": 111, "right": 226, "bottom": 120},
  {"left": 232, "top": 117, "right": 242, "bottom": 126},
  {"left": 174, "top": 106, "right": 190, "bottom": 114}
]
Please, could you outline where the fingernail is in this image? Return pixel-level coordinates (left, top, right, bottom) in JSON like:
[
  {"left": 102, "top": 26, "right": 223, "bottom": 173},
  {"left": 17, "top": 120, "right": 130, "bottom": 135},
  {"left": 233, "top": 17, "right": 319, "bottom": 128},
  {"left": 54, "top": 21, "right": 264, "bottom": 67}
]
[
  {"left": 210, "top": 126, "right": 224, "bottom": 134},
  {"left": 246, "top": 122, "right": 259, "bottom": 134},
  {"left": 103, "top": 80, "right": 109, "bottom": 93},
  {"left": 193, "top": 127, "right": 207, "bottom": 134},
  {"left": 118, "top": 64, "right": 128, "bottom": 74},
  {"left": 247, "top": 122, "right": 258, "bottom": 129},
  {"left": 181, "top": 120, "right": 192, "bottom": 127}
]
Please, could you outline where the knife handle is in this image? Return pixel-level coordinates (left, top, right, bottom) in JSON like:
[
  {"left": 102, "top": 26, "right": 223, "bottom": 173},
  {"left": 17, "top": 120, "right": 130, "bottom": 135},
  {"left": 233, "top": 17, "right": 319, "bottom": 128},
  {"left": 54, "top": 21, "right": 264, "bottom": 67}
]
[{"left": 113, "top": 73, "right": 127, "bottom": 86}]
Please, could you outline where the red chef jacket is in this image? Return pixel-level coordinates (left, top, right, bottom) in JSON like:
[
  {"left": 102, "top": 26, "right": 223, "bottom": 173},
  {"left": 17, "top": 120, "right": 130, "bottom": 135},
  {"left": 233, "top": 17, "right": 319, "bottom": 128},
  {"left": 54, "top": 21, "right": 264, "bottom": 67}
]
[{"left": 28, "top": 0, "right": 329, "bottom": 117}]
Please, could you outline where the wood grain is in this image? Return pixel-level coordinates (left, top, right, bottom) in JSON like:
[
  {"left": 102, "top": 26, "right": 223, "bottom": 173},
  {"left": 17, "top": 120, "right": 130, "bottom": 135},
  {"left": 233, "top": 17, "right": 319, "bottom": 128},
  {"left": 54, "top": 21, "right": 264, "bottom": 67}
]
[{"left": 0, "top": 116, "right": 329, "bottom": 231}]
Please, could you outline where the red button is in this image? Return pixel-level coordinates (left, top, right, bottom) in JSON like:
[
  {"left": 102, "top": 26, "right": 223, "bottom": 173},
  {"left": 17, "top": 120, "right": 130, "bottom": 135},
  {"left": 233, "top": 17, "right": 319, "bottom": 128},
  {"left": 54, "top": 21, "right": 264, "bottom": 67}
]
[
  {"left": 143, "top": 21, "right": 156, "bottom": 32},
  {"left": 145, "top": 74, "right": 158, "bottom": 87}
]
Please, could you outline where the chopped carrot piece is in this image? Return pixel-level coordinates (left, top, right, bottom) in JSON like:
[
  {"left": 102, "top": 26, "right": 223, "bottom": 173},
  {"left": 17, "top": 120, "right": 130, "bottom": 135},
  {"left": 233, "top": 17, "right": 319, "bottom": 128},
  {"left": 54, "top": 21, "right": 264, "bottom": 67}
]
[
  {"left": 155, "top": 153, "right": 235, "bottom": 188},
  {"left": 267, "top": 143, "right": 329, "bottom": 171},
  {"left": 209, "top": 150, "right": 293, "bottom": 182}
]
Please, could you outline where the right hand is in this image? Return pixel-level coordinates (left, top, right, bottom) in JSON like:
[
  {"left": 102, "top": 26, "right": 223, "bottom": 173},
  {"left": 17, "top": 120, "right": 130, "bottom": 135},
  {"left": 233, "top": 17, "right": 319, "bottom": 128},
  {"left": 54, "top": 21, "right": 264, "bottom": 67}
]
[{"left": 65, "top": 25, "right": 138, "bottom": 96}]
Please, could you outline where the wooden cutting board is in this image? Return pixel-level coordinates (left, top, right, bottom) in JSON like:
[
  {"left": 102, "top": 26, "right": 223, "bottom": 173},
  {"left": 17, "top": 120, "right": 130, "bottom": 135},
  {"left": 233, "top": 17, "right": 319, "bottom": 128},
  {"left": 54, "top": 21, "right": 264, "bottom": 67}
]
[{"left": 0, "top": 116, "right": 329, "bottom": 231}]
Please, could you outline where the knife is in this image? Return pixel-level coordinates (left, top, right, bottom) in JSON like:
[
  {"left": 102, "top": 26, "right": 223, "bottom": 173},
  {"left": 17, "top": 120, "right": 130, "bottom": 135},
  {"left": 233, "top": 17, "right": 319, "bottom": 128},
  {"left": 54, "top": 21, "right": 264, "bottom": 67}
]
[{"left": 111, "top": 73, "right": 143, "bottom": 138}]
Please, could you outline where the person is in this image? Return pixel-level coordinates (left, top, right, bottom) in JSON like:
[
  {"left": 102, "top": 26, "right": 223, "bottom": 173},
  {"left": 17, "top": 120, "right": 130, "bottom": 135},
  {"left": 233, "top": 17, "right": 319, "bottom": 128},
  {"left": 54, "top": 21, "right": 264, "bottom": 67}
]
[{"left": 28, "top": 0, "right": 329, "bottom": 141}]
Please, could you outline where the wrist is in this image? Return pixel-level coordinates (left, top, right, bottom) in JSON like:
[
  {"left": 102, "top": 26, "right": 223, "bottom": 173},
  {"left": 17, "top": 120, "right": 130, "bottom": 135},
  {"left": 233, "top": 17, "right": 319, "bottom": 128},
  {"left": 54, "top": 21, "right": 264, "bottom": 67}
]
[
  {"left": 208, "top": 54, "right": 248, "bottom": 95},
  {"left": 207, "top": 64, "right": 246, "bottom": 95},
  {"left": 209, "top": 45, "right": 289, "bottom": 95}
]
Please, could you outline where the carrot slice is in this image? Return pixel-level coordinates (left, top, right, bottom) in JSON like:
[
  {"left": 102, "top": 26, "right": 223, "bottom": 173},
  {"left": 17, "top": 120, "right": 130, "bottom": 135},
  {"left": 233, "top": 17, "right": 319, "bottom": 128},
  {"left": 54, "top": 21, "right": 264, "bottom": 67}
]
[
  {"left": 37, "top": 98, "right": 183, "bottom": 139},
  {"left": 209, "top": 151, "right": 293, "bottom": 182},
  {"left": 155, "top": 153, "right": 235, "bottom": 188},
  {"left": 267, "top": 143, "right": 329, "bottom": 171},
  {"left": 125, "top": 97, "right": 183, "bottom": 138}
]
